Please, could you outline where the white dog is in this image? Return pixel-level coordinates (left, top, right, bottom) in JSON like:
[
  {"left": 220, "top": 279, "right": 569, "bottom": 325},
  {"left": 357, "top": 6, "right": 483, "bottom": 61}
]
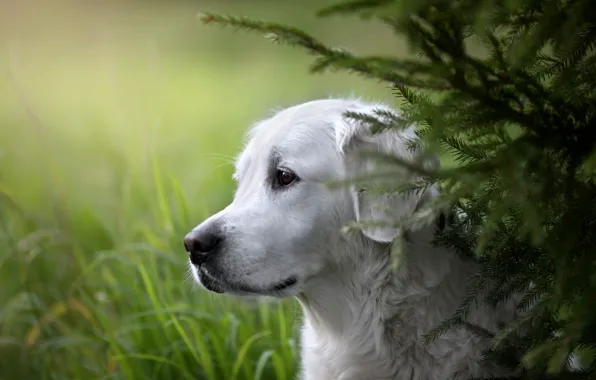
[{"left": 184, "top": 98, "right": 518, "bottom": 380}]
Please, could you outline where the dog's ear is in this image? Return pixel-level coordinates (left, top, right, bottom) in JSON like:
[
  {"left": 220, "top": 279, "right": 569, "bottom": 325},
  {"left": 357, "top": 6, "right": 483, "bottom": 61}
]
[{"left": 336, "top": 104, "right": 439, "bottom": 243}]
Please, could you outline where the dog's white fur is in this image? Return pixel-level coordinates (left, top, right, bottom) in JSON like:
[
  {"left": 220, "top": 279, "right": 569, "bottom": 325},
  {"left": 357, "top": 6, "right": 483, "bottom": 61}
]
[{"left": 188, "top": 98, "right": 519, "bottom": 380}]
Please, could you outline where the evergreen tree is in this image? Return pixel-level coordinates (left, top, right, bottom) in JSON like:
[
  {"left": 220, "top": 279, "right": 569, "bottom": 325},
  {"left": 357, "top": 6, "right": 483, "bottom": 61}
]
[{"left": 199, "top": 1, "right": 596, "bottom": 378}]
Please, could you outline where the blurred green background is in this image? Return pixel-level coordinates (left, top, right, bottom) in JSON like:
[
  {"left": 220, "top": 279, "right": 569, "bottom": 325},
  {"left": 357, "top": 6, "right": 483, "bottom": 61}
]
[{"left": 0, "top": 1, "right": 408, "bottom": 379}]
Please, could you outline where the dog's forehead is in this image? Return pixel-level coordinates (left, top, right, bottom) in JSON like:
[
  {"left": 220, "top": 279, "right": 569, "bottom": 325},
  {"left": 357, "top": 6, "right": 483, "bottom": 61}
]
[
  {"left": 234, "top": 101, "right": 349, "bottom": 179},
  {"left": 251, "top": 120, "right": 334, "bottom": 155},
  {"left": 252, "top": 103, "right": 339, "bottom": 147}
]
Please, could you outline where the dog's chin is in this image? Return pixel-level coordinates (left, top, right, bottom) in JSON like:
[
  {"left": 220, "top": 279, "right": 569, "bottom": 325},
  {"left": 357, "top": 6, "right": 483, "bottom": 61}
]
[
  {"left": 190, "top": 263, "right": 299, "bottom": 298},
  {"left": 196, "top": 268, "right": 225, "bottom": 294}
]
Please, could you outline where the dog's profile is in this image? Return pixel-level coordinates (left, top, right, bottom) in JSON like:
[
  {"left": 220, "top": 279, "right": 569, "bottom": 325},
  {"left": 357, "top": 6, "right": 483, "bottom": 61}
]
[{"left": 184, "top": 98, "right": 518, "bottom": 380}]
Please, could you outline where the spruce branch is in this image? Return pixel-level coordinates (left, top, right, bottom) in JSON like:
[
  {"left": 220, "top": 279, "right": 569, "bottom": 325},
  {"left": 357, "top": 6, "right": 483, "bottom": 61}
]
[
  {"left": 317, "top": 0, "right": 394, "bottom": 18},
  {"left": 199, "top": 13, "right": 452, "bottom": 90}
]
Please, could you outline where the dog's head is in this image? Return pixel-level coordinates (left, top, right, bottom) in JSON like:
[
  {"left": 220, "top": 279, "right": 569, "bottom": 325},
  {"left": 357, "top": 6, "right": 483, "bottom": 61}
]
[{"left": 185, "top": 98, "right": 438, "bottom": 297}]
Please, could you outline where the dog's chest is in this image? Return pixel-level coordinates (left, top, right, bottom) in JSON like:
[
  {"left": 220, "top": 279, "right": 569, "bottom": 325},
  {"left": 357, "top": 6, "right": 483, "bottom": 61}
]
[
  {"left": 298, "top": 315, "right": 481, "bottom": 380},
  {"left": 300, "top": 298, "right": 498, "bottom": 380}
]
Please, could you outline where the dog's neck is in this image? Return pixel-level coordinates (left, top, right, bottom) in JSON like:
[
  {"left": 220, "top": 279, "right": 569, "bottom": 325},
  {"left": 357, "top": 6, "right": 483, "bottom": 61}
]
[
  {"left": 295, "top": 224, "right": 476, "bottom": 378},
  {"left": 298, "top": 225, "right": 459, "bottom": 334},
  {"left": 296, "top": 239, "right": 398, "bottom": 338}
]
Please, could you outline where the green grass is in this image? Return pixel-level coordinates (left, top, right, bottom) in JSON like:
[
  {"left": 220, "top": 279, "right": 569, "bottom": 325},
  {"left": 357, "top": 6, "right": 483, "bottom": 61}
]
[{"left": 0, "top": 1, "right": 407, "bottom": 379}]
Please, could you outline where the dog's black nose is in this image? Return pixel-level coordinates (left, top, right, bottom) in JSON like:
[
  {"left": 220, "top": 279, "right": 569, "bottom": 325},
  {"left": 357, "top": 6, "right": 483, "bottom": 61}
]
[{"left": 184, "top": 225, "right": 223, "bottom": 266}]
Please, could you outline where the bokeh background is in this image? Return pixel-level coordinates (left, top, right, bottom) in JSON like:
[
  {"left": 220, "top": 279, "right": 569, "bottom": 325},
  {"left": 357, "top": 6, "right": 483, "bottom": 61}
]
[{"left": 0, "top": 1, "right": 408, "bottom": 378}]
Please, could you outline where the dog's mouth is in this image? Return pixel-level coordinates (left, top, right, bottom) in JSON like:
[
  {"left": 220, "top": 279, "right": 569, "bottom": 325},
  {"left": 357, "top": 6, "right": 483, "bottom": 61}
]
[
  {"left": 271, "top": 276, "right": 297, "bottom": 291},
  {"left": 197, "top": 267, "right": 225, "bottom": 294},
  {"left": 197, "top": 266, "right": 297, "bottom": 295}
]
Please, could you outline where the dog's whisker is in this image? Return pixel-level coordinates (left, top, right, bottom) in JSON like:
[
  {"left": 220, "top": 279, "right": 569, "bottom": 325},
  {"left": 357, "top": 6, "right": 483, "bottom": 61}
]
[{"left": 197, "top": 152, "right": 236, "bottom": 160}]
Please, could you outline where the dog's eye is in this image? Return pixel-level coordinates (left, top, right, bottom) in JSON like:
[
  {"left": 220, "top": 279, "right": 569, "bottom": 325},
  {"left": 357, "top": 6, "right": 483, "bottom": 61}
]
[{"left": 276, "top": 169, "right": 297, "bottom": 187}]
